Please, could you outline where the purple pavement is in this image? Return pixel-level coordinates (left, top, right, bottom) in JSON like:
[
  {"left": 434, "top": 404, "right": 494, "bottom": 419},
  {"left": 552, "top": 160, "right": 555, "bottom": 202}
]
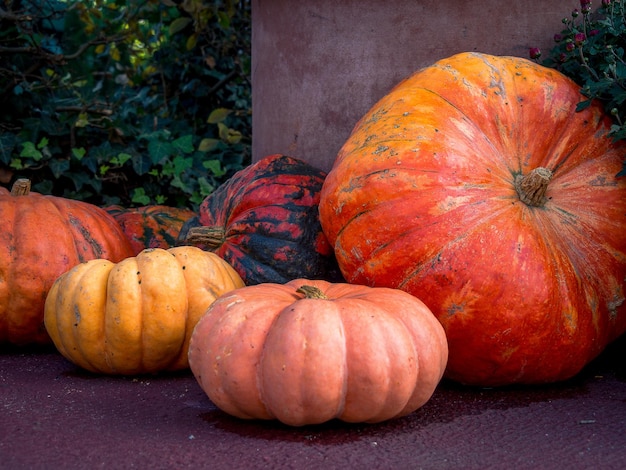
[{"left": 1, "top": 337, "right": 625, "bottom": 469}]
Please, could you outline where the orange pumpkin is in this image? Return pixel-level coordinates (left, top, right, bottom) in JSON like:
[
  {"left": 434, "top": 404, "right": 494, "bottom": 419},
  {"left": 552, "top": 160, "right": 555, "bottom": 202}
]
[
  {"left": 188, "top": 279, "right": 448, "bottom": 426},
  {"left": 319, "top": 52, "right": 626, "bottom": 386},
  {"left": 0, "top": 179, "right": 134, "bottom": 345},
  {"left": 105, "top": 204, "right": 195, "bottom": 255},
  {"left": 44, "top": 246, "right": 245, "bottom": 374}
]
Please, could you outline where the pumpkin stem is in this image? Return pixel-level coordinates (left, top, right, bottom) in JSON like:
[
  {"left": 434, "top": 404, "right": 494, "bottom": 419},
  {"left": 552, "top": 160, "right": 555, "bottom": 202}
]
[
  {"left": 514, "top": 167, "right": 553, "bottom": 207},
  {"left": 296, "top": 285, "right": 328, "bottom": 300},
  {"left": 11, "top": 178, "right": 31, "bottom": 196},
  {"left": 185, "top": 226, "right": 226, "bottom": 249}
]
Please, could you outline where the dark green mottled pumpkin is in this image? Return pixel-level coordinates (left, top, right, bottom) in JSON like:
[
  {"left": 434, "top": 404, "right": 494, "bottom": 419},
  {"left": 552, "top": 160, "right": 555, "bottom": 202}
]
[
  {"left": 179, "top": 154, "right": 342, "bottom": 285},
  {"left": 106, "top": 205, "right": 195, "bottom": 255}
]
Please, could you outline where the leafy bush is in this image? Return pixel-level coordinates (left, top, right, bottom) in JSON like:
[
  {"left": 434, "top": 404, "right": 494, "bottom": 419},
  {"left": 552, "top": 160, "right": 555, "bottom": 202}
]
[
  {"left": 0, "top": 0, "right": 251, "bottom": 209},
  {"left": 531, "top": 0, "right": 626, "bottom": 146}
]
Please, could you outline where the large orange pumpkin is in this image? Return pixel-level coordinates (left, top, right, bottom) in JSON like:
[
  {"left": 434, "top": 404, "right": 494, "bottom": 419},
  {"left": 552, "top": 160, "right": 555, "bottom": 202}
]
[
  {"left": 44, "top": 246, "right": 245, "bottom": 374},
  {"left": 319, "top": 52, "right": 626, "bottom": 386},
  {"left": 0, "top": 179, "right": 134, "bottom": 345},
  {"left": 188, "top": 279, "right": 448, "bottom": 426}
]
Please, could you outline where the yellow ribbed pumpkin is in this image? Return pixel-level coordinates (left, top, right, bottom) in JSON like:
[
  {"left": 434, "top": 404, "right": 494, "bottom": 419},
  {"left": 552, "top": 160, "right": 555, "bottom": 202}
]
[{"left": 44, "top": 246, "right": 244, "bottom": 374}]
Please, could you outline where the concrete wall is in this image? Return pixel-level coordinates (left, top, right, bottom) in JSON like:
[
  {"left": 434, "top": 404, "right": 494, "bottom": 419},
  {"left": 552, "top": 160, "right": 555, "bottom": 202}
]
[{"left": 251, "top": 0, "right": 574, "bottom": 172}]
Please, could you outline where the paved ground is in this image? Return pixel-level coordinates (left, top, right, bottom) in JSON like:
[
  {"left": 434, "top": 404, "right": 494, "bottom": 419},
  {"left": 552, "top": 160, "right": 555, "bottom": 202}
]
[{"left": 1, "top": 337, "right": 625, "bottom": 469}]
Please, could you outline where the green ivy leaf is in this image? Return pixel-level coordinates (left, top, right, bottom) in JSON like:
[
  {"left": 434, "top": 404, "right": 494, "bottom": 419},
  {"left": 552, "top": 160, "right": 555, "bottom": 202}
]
[
  {"left": 173, "top": 155, "right": 193, "bottom": 173},
  {"left": 20, "top": 142, "right": 43, "bottom": 160},
  {"left": 49, "top": 159, "right": 70, "bottom": 179},
  {"left": 208, "top": 108, "right": 232, "bottom": 124},
  {"left": 72, "top": 147, "right": 86, "bottom": 160},
  {"left": 162, "top": 155, "right": 193, "bottom": 176},
  {"left": 0, "top": 133, "right": 17, "bottom": 164},
  {"left": 197, "top": 176, "right": 216, "bottom": 197},
  {"left": 75, "top": 113, "right": 89, "bottom": 128},
  {"left": 71, "top": 172, "right": 97, "bottom": 192},
  {"left": 131, "top": 187, "right": 151, "bottom": 205},
  {"left": 217, "top": 11, "right": 231, "bottom": 29},
  {"left": 169, "top": 17, "right": 192, "bottom": 36},
  {"left": 10, "top": 158, "right": 24, "bottom": 170},
  {"left": 148, "top": 139, "right": 174, "bottom": 164},
  {"left": 217, "top": 122, "right": 242, "bottom": 144},
  {"left": 199, "top": 138, "right": 220, "bottom": 152},
  {"left": 203, "top": 159, "right": 226, "bottom": 177},
  {"left": 170, "top": 174, "right": 190, "bottom": 192},
  {"left": 112, "top": 152, "right": 132, "bottom": 166},
  {"left": 186, "top": 33, "right": 198, "bottom": 51},
  {"left": 81, "top": 153, "right": 98, "bottom": 174},
  {"left": 132, "top": 153, "right": 153, "bottom": 176},
  {"left": 172, "top": 135, "right": 194, "bottom": 154}
]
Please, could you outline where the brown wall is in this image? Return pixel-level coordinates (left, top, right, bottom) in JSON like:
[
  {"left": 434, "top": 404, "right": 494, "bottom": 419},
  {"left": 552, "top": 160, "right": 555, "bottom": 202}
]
[{"left": 251, "top": 0, "right": 574, "bottom": 172}]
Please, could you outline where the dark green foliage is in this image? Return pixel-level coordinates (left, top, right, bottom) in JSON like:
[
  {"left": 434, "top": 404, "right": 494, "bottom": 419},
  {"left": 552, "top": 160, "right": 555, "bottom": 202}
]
[
  {"left": 0, "top": 0, "right": 251, "bottom": 209},
  {"left": 538, "top": 0, "right": 626, "bottom": 145}
]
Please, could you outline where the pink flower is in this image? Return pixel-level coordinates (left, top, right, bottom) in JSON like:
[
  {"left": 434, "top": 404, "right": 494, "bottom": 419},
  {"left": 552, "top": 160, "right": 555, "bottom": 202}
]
[
  {"left": 574, "top": 32, "right": 587, "bottom": 45},
  {"left": 554, "top": 33, "right": 563, "bottom": 42},
  {"left": 566, "top": 42, "right": 576, "bottom": 52},
  {"left": 589, "top": 29, "right": 600, "bottom": 36},
  {"left": 580, "top": 0, "right": 592, "bottom": 12},
  {"left": 529, "top": 47, "right": 542, "bottom": 59},
  {"left": 602, "top": 0, "right": 611, "bottom": 6}
]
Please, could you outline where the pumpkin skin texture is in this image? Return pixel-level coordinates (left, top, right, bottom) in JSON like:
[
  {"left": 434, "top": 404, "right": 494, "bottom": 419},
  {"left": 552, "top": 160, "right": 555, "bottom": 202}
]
[
  {"left": 318, "top": 52, "right": 626, "bottom": 386},
  {"left": 0, "top": 179, "right": 134, "bottom": 346},
  {"left": 188, "top": 279, "right": 448, "bottom": 426},
  {"left": 180, "top": 154, "right": 343, "bottom": 285},
  {"left": 43, "top": 246, "right": 245, "bottom": 374},
  {"left": 105, "top": 205, "right": 195, "bottom": 255}
]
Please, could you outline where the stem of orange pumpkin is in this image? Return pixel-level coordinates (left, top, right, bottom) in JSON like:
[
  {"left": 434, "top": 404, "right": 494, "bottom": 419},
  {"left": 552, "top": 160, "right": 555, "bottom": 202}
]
[
  {"left": 514, "top": 167, "right": 553, "bottom": 207},
  {"left": 10, "top": 178, "right": 31, "bottom": 196},
  {"left": 296, "top": 285, "right": 328, "bottom": 299}
]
